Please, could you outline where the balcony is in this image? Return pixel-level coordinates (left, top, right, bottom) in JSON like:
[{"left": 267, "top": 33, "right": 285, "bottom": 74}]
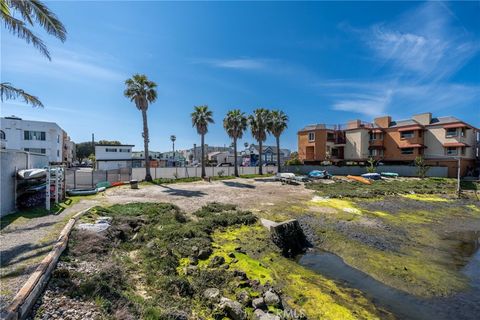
[{"left": 369, "top": 139, "right": 383, "bottom": 147}]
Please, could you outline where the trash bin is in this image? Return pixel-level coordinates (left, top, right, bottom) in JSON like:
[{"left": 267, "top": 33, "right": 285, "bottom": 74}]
[{"left": 130, "top": 179, "right": 138, "bottom": 189}]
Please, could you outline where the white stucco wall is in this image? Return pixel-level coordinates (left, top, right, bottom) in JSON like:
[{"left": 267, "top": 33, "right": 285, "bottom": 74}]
[
  {"left": 424, "top": 126, "right": 476, "bottom": 159},
  {"left": 1, "top": 117, "right": 65, "bottom": 163},
  {"left": 345, "top": 129, "right": 369, "bottom": 160}
]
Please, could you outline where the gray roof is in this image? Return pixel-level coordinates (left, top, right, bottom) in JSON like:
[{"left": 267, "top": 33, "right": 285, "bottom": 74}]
[
  {"left": 429, "top": 116, "right": 461, "bottom": 125},
  {"left": 388, "top": 119, "right": 421, "bottom": 128},
  {"left": 299, "top": 124, "right": 327, "bottom": 131}
]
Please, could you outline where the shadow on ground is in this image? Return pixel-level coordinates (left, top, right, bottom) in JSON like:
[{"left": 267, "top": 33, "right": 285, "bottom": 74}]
[{"left": 222, "top": 181, "right": 256, "bottom": 189}]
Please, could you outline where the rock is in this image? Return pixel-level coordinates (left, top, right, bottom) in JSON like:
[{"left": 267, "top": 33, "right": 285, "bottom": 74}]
[
  {"left": 228, "top": 252, "right": 236, "bottom": 258},
  {"left": 233, "top": 269, "right": 248, "bottom": 280},
  {"left": 203, "top": 288, "right": 221, "bottom": 303},
  {"left": 252, "top": 297, "right": 266, "bottom": 309},
  {"left": 209, "top": 255, "right": 225, "bottom": 267},
  {"left": 183, "top": 265, "right": 198, "bottom": 275},
  {"left": 219, "top": 297, "right": 247, "bottom": 320},
  {"left": 197, "top": 248, "right": 212, "bottom": 260},
  {"left": 235, "top": 246, "right": 246, "bottom": 254},
  {"left": 270, "top": 219, "right": 308, "bottom": 257},
  {"left": 263, "top": 290, "right": 281, "bottom": 307},
  {"left": 253, "top": 309, "right": 281, "bottom": 320},
  {"left": 236, "top": 290, "right": 251, "bottom": 306},
  {"left": 192, "top": 246, "right": 199, "bottom": 253}
]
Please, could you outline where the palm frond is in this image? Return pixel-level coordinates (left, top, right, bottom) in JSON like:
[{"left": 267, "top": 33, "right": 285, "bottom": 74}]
[
  {"left": 1, "top": 82, "right": 44, "bottom": 107},
  {"left": 1, "top": 0, "right": 10, "bottom": 15},
  {"left": 1, "top": 11, "right": 50, "bottom": 59},
  {"left": 8, "top": 0, "right": 66, "bottom": 41}
]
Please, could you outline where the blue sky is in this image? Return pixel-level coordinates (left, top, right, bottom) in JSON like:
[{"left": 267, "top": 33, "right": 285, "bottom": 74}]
[{"left": 2, "top": 1, "right": 479, "bottom": 152}]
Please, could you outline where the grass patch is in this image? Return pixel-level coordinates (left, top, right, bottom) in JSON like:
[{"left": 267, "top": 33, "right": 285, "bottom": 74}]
[
  {"left": 306, "top": 178, "right": 457, "bottom": 198},
  {"left": 1, "top": 197, "right": 80, "bottom": 230}
]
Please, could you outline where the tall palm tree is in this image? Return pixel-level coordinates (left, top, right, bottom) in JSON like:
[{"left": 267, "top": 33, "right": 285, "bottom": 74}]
[
  {"left": 223, "top": 109, "right": 248, "bottom": 177},
  {"left": 269, "top": 110, "right": 288, "bottom": 173},
  {"left": 191, "top": 105, "right": 214, "bottom": 178},
  {"left": 170, "top": 135, "right": 176, "bottom": 166},
  {"left": 249, "top": 109, "right": 271, "bottom": 175},
  {"left": 1, "top": 0, "right": 67, "bottom": 107},
  {"left": 124, "top": 74, "right": 157, "bottom": 181}
]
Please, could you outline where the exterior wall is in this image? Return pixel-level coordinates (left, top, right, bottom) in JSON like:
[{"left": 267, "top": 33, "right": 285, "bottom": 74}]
[
  {"left": 383, "top": 128, "right": 423, "bottom": 161},
  {"left": 425, "top": 159, "right": 475, "bottom": 177},
  {"left": 345, "top": 129, "right": 369, "bottom": 160},
  {"left": 1, "top": 117, "right": 64, "bottom": 163},
  {"left": 95, "top": 145, "right": 133, "bottom": 160},
  {"left": 298, "top": 129, "right": 327, "bottom": 162},
  {"left": 97, "top": 160, "right": 131, "bottom": 170},
  {"left": 1, "top": 150, "right": 48, "bottom": 216},
  {"left": 424, "top": 125, "right": 476, "bottom": 159}
]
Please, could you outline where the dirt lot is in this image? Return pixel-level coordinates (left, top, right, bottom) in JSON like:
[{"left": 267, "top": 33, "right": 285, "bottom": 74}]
[{"left": 104, "top": 177, "right": 314, "bottom": 213}]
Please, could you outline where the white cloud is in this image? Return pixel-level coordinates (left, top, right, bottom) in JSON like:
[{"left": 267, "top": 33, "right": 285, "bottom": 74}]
[
  {"left": 365, "top": 2, "right": 479, "bottom": 81},
  {"left": 1, "top": 40, "right": 126, "bottom": 83},
  {"left": 194, "top": 58, "right": 269, "bottom": 70},
  {"left": 332, "top": 89, "right": 392, "bottom": 117}
]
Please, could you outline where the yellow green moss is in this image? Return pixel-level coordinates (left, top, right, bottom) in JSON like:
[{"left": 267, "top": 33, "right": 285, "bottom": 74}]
[
  {"left": 401, "top": 194, "right": 451, "bottom": 202},
  {"left": 210, "top": 225, "right": 388, "bottom": 320}
]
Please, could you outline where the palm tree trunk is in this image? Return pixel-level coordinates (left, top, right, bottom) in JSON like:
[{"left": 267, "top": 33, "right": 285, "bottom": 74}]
[
  {"left": 276, "top": 135, "right": 281, "bottom": 173},
  {"left": 233, "top": 137, "right": 238, "bottom": 177},
  {"left": 201, "top": 133, "right": 206, "bottom": 178},
  {"left": 258, "top": 141, "right": 263, "bottom": 175},
  {"left": 142, "top": 109, "right": 152, "bottom": 181}
]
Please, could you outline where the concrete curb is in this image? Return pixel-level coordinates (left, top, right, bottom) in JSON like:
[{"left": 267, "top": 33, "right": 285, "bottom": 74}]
[{"left": 2, "top": 207, "right": 93, "bottom": 320}]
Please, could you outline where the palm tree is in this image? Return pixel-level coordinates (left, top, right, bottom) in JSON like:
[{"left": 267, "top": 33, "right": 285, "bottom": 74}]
[
  {"left": 249, "top": 109, "right": 271, "bottom": 175},
  {"left": 268, "top": 110, "right": 288, "bottom": 173},
  {"left": 191, "top": 105, "right": 214, "bottom": 178},
  {"left": 170, "top": 135, "right": 176, "bottom": 166},
  {"left": 124, "top": 74, "right": 157, "bottom": 181},
  {"left": 223, "top": 109, "right": 248, "bottom": 177},
  {"left": 1, "top": 0, "right": 67, "bottom": 107}
]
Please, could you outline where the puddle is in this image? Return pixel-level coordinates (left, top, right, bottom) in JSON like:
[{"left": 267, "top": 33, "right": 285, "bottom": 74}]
[{"left": 298, "top": 249, "right": 480, "bottom": 320}]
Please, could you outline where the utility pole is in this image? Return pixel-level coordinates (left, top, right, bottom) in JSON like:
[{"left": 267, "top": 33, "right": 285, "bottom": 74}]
[
  {"left": 457, "top": 156, "right": 461, "bottom": 198},
  {"left": 170, "top": 135, "right": 176, "bottom": 167}
]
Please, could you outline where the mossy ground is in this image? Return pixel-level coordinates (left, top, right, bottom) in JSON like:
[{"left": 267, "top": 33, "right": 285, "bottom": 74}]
[
  {"left": 265, "top": 190, "right": 480, "bottom": 298},
  {"left": 209, "top": 225, "right": 391, "bottom": 320}
]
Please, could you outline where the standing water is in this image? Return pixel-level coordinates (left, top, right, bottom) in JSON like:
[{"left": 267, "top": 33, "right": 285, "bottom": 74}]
[{"left": 298, "top": 241, "right": 480, "bottom": 320}]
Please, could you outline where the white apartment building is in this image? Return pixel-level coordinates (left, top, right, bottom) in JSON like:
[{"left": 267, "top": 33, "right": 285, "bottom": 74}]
[
  {"left": 0, "top": 116, "right": 66, "bottom": 163},
  {"left": 95, "top": 144, "right": 134, "bottom": 170}
]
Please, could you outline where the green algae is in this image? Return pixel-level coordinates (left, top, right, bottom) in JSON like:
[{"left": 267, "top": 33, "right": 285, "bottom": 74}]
[{"left": 209, "top": 225, "right": 390, "bottom": 320}]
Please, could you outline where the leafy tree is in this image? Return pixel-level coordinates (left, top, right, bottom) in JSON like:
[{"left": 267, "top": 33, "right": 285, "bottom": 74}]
[
  {"left": 191, "top": 105, "right": 214, "bottom": 178},
  {"left": 1, "top": 0, "right": 67, "bottom": 107},
  {"left": 285, "top": 152, "right": 302, "bottom": 166},
  {"left": 268, "top": 110, "right": 288, "bottom": 172},
  {"left": 249, "top": 109, "right": 271, "bottom": 175},
  {"left": 75, "top": 141, "right": 94, "bottom": 161},
  {"left": 98, "top": 140, "right": 121, "bottom": 145},
  {"left": 415, "top": 156, "right": 430, "bottom": 178},
  {"left": 223, "top": 109, "right": 248, "bottom": 177},
  {"left": 124, "top": 74, "right": 157, "bottom": 181}
]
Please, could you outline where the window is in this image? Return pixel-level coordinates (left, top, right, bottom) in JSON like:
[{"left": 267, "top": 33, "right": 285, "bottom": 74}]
[
  {"left": 446, "top": 147, "right": 458, "bottom": 156},
  {"left": 445, "top": 128, "right": 457, "bottom": 138},
  {"left": 0, "top": 130, "right": 5, "bottom": 140},
  {"left": 105, "top": 148, "right": 117, "bottom": 152},
  {"left": 24, "top": 131, "right": 46, "bottom": 141},
  {"left": 119, "top": 148, "right": 130, "bottom": 152},
  {"left": 24, "top": 148, "right": 46, "bottom": 154},
  {"left": 400, "top": 131, "right": 414, "bottom": 139},
  {"left": 308, "top": 132, "right": 315, "bottom": 142},
  {"left": 369, "top": 132, "right": 383, "bottom": 140},
  {"left": 327, "top": 132, "right": 335, "bottom": 141},
  {"left": 401, "top": 148, "right": 414, "bottom": 155},
  {"left": 369, "top": 149, "right": 384, "bottom": 156},
  {"left": 57, "top": 135, "right": 60, "bottom": 143},
  {"left": 57, "top": 150, "right": 60, "bottom": 157}
]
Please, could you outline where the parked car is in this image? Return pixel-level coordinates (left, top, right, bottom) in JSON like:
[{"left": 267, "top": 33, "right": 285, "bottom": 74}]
[{"left": 263, "top": 162, "right": 276, "bottom": 166}]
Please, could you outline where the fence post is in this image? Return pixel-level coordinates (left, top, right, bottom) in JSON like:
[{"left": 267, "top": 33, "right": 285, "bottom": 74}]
[
  {"left": 73, "top": 169, "right": 76, "bottom": 189},
  {"left": 91, "top": 170, "right": 94, "bottom": 188},
  {"left": 105, "top": 170, "right": 108, "bottom": 182}
]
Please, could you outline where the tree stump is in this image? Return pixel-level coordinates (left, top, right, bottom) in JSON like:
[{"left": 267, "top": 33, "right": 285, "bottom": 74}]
[{"left": 269, "top": 219, "right": 308, "bottom": 257}]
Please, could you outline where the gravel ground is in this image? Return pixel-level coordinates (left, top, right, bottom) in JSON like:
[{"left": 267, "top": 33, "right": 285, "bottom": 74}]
[{"left": 0, "top": 200, "right": 99, "bottom": 313}]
